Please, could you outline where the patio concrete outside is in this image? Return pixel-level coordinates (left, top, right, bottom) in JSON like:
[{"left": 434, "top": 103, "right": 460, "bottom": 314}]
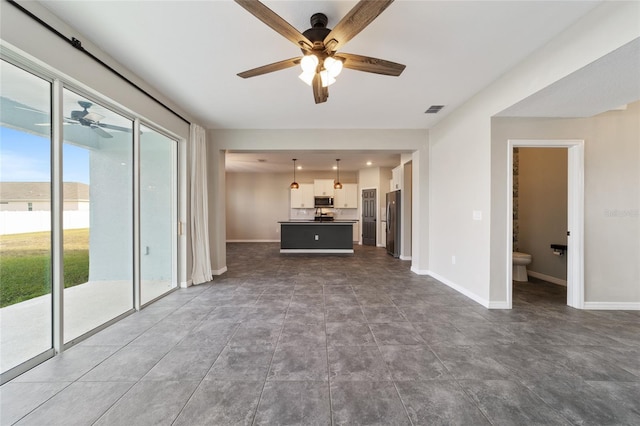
[{"left": 0, "top": 279, "right": 173, "bottom": 373}]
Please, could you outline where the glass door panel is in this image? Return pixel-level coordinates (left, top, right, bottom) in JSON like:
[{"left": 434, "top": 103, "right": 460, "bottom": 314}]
[
  {"left": 140, "top": 125, "right": 177, "bottom": 304},
  {"left": 62, "top": 89, "right": 134, "bottom": 343},
  {"left": 0, "top": 60, "right": 53, "bottom": 373}
]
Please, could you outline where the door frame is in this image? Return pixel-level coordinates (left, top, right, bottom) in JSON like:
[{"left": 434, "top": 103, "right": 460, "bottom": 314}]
[{"left": 506, "top": 139, "right": 584, "bottom": 309}]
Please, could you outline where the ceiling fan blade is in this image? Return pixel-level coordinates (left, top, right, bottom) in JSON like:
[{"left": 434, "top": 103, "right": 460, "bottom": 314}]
[
  {"left": 336, "top": 53, "right": 405, "bottom": 76},
  {"left": 312, "top": 74, "right": 328, "bottom": 104},
  {"left": 238, "top": 57, "right": 302, "bottom": 79},
  {"left": 15, "top": 106, "right": 48, "bottom": 114},
  {"left": 235, "top": 0, "right": 313, "bottom": 51},
  {"left": 91, "top": 126, "right": 113, "bottom": 138},
  {"left": 97, "top": 122, "right": 133, "bottom": 133},
  {"left": 323, "top": 0, "right": 394, "bottom": 53}
]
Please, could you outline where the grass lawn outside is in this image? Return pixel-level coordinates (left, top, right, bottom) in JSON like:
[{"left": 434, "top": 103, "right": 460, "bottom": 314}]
[{"left": 0, "top": 228, "right": 89, "bottom": 308}]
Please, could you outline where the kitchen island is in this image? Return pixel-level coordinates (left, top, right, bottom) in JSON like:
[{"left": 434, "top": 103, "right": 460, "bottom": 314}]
[{"left": 279, "top": 220, "right": 357, "bottom": 254}]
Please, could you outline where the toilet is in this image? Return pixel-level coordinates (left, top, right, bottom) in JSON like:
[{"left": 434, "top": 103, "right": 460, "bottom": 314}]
[{"left": 512, "top": 252, "right": 532, "bottom": 282}]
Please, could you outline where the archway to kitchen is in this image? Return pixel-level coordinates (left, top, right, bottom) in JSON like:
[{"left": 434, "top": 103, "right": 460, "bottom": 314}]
[{"left": 204, "top": 129, "right": 428, "bottom": 279}]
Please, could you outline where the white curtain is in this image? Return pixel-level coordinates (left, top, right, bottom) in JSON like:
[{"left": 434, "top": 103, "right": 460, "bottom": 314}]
[{"left": 190, "top": 124, "right": 213, "bottom": 284}]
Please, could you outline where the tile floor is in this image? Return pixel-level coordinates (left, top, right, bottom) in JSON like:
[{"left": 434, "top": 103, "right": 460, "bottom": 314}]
[{"left": 2, "top": 243, "right": 639, "bottom": 425}]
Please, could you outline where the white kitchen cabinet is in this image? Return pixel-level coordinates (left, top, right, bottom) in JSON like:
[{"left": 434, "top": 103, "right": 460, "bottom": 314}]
[
  {"left": 390, "top": 166, "right": 403, "bottom": 191},
  {"left": 334, "top": 183, "right": 358, "bottom": 208},
  {"left": 290, "top": 183, "right": 314, "bottom": 208},
  {"left": 314, "top": 179, "right": 335, "bottom": 197}
]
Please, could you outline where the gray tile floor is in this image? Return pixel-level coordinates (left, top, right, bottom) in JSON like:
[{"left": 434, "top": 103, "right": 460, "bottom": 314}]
[{"left": 2, "top": 243, "right": 639, "bottom": 425}]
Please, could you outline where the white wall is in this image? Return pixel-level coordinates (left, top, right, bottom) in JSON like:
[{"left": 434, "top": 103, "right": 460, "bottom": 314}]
[
  {"left": 492, "top": 101, "right": 640, "bottom": 305},
  {"left": 402, "top": 161, "right": 413, "bottom": 259},
  {"left": 411, "top": 145, "right": 429, "bottom": 274},
  {"left": 426, "top": 2, "right": 640, "bottom": 308},
  {"left": 429, "top": 105, "right": 492, "bottom": 302}
]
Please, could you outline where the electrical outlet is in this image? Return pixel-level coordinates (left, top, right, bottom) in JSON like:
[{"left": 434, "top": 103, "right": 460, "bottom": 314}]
[
  {"left": 315, "top": 235, "right": 319, "bottom": 241},
  {"left": 451, "top": 255, "right": 456, "bottom": 265}
]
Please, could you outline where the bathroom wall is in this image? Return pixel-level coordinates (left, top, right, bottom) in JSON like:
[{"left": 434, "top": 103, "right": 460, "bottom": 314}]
[{"left": 517, "top": 148, "right": 568, "bottom": 282}]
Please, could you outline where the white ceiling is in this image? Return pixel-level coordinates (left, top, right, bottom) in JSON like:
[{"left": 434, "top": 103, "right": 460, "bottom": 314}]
[
  {"left": 35, "top": 0, "right": 630, "bottom": 173},
  {"left": 225, "top": 150, "right": 403, "bottom": 173},
  {"left": 498, "top": 37, "right": 640, "bottom": 118}
]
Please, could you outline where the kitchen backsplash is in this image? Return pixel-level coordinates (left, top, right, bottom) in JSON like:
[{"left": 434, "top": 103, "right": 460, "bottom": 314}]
[{"left": 290, "top": 207, "right": 358, "bottom": 221}]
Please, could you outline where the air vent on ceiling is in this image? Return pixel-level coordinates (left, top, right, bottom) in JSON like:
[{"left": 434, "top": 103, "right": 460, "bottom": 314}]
[
  {"left": 425, "top": 105, "right": 445, "bottom": 114},
  {"left": 257, "top": 159, "right": 267, "bottom": 162}
]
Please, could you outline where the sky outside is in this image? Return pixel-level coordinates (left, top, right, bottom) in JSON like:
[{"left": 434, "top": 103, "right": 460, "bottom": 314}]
[{"left": 0, "top": 126, "right": 90, "bottom": 184}]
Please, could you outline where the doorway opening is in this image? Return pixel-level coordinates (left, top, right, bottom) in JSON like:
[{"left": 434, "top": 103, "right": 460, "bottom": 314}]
[{"left": 506, "top": 139, "right": 584, "bottom": 309}]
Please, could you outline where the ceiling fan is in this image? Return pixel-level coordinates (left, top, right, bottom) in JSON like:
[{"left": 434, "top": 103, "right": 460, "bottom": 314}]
[{"left": 235, "top": 0, "right": 406, "bottom": 104}]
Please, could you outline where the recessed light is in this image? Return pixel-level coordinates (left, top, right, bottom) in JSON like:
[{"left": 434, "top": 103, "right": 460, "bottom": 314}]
[
  {"left": 332, "top": 166, "right": 338, "bottom": 170},
  {"left": 366, "top": 161, "right": 372, "bottom": 166},
  {"left": 297, "top": 166, "right": 302, "bottom": 170}
]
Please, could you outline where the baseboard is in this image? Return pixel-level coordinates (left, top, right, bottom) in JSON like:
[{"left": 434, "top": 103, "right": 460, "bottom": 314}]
[
  {"left": 180, "top": 279, "right": 193, "bottom": 288},
  {"left": 226, "top": 239, "right": 280, "bottom": 243},
  {"left": 410, "top": 266, "right": 429, "bottom": 275},
  {"left": 400, "top": 255, "right": 412, "bottom": 261},
  {"left": 528, "top": 270, "right": 567, "bottom": 286},
  {"left": 212, "top": 266, "right": 228, "bottom": 276},
  {"left": 583, "top": 302, "right": 640, "bottom": 310},
  {"left": 427, "top": 270, "right": 490, "bottom": 308},
  {"left": 487, "top": 301, "right": 511, "bottom": 309}
]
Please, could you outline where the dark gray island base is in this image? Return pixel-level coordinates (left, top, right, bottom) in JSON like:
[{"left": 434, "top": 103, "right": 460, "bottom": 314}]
[{"left": 279, "top": 221, "right": 356, "bottom": 254}]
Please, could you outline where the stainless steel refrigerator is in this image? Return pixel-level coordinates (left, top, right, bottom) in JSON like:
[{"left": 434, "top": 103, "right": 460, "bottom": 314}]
[{"left": 386, "top": 190, "right": 401, "bottom": 257}]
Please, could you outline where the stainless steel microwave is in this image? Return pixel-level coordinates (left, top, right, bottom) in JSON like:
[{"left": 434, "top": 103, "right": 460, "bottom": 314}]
[{"left": 314, "top": 196, "right": 334, "bottom": 208}]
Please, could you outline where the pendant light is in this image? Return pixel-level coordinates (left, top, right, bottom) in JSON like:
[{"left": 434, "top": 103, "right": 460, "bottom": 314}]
[
  {"left": 290, "top": 159, "right": 299, "bottom": 189},
  {"left": 334, "top": 159, "right": 342, "bottom": 189}
]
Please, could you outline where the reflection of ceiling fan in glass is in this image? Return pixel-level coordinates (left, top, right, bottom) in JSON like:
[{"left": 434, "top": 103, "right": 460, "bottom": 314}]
[
  {"left": 66, "top": 101, "right": 131, "bottom": 139},
  {"left": 29, "top": 100, "right": 131, "bottom": 138}
]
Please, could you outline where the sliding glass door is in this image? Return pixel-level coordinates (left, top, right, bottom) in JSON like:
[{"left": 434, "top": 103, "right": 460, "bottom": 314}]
[
  {"left": 1, "top": 57, "right": 180, "bottom": 382},
  {"left": 62, "top": 89, "right": 134, "bottom": 343},
  {"left": 0, "top": 60, "right": 53, "bottom": 374},
  {"left": 140, "top": 125, "right": 178, "bottom": 304}
]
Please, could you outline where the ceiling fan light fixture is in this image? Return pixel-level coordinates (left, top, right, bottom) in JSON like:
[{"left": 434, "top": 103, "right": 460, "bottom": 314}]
[
  {"left": 324, "top": 56, "right": 343, "bottom": 78},
  {"left": 320, "top": 70, "right": 336, "bottom": 88},
  {"left": 300, "top": 54, "right": 319, "bottom": 73},
  {"left": 298, "top": 71, "right": 315, "bottom": 86}
]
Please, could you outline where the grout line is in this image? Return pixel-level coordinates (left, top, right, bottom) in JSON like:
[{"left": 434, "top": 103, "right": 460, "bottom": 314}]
[
  {"left": 321, "top": 283, "right": 335, "bottom": 426},
  {"left": 170, "top": 286, "right": 248, "bottom": 425},
  {"left": 249, "top": 284, "right": 292, "bottom": 426}
]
